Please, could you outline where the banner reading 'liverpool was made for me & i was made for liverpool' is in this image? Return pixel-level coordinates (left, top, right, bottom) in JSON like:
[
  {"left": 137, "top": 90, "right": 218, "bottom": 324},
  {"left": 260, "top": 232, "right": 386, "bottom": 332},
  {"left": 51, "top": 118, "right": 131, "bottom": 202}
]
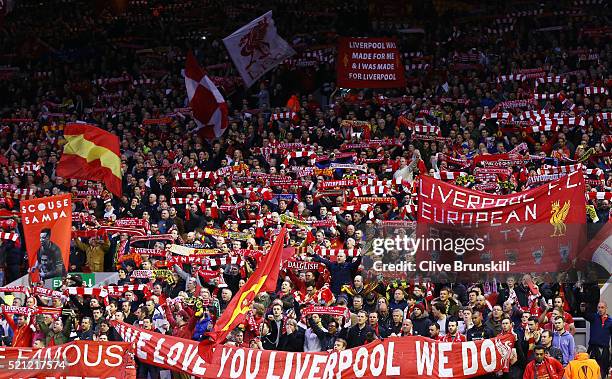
[{"left": 336, "top": 37, "right": 406, "bottom": 89}]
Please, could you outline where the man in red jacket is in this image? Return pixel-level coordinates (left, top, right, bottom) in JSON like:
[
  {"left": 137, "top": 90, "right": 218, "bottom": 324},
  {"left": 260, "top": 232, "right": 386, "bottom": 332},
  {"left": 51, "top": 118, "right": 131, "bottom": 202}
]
[
  {"left": 523, "top": 344, "right": 564, "bottom": 379},
  {"left": 3, "top": 313, "right": 33, "bottom": 347},
  {"left": 163, "top": 300, "right": 196, "bottom": 340}
]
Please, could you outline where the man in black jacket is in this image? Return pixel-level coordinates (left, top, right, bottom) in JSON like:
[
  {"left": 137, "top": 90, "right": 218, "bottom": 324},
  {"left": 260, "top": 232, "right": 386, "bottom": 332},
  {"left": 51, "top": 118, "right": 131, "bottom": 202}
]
[
  {"left": 279, "top": 319, "right": 305, "bottom": 352},
  {"left": 267, "top": 303, "right": 285, "bottom": 349},
  {"left": 76, "top": 317, "right": 95, "bottom": 340},
  {"left": 386, "top": 309, "right": 404, "bottom": 336},
  {"left": 411, "top": 303, "right": 432, "bottom": 337},
  {"left": 540, "top": 330, "right": 564, "bottom": 364},
  {"left": 346, "top": 310, "right": 374, "bottom": 348},
  {"left": 496, "top": 276, "right": 531, "bottom": 308},
  {"left": 466, "top": 310, "right": 495, "bottom": 341},
  {"left": 310, "top": 251, "right": 362, "bottom": 295},
  {"left": 308, "top": 317, "right": 342, "bottom": 351}
]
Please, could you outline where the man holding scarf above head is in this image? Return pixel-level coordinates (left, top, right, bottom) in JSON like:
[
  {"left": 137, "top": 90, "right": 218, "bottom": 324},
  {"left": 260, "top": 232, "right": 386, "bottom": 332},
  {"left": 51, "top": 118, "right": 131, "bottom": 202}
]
[
  {"left": 2, "top": 311, "right": 33, "bottom": 347},
  {"left": 309, "top": 250, "right": 361, "bottom": 295},
  {"left": 580, "top": 301, "right": 612, "bottom": 377}
]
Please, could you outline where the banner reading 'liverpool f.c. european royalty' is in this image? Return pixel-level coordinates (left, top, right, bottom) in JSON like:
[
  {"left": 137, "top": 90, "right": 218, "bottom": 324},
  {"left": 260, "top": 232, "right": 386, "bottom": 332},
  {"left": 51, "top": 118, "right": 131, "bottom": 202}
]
[
  {"left": 113, "top": 320, "right": 515, "bottom": 379},
  {"left": 336, "top": 37, "right": 406, "bottom": 88},
  {"left": 20, "top": 194, "right": 71, "bottom": 283},
  {"left": 417, "top": 172, "right": 586, "bottom": 273}
]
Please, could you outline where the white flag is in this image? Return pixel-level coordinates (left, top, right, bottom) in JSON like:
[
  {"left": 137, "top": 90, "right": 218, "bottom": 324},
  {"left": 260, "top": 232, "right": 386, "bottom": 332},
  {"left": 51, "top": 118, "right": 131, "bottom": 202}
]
[{"left": 223, "top": 11, "right": 295, "bottom": 88}]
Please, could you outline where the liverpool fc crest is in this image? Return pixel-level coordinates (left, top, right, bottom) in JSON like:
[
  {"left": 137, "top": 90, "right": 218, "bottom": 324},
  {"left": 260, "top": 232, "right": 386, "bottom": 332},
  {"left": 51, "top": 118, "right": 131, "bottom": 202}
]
[{"left": 550, "top": 200, "right": 570, "bottom": 237}]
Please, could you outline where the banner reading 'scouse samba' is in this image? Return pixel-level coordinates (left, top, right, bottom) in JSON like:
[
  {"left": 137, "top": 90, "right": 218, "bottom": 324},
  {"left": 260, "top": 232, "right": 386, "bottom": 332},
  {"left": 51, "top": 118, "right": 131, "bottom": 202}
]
[
  {"left": 417, "top": 172, "right": 586, "bottom": 273},
  {"left": 20, "top": 194, "right": 71, "bottom": 283},
  {"left": 113, "top": 320, "right": 514, "bottom": 379}
]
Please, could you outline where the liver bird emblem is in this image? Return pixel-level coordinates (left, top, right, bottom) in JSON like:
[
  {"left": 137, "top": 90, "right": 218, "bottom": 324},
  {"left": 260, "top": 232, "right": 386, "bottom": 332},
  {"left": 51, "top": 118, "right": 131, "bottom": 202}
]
[
  {"left": 550, "top": 200, "right": 570, "bottom": 237},
  {"left": 239, "top": 17, "right": 271, "bottom": 73}
]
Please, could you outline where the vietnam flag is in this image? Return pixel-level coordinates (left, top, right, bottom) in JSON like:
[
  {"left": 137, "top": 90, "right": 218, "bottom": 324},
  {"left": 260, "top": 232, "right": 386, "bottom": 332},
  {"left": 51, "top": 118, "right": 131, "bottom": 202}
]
[
  {"left": 56, "top": 123, "right": 122, "bottom": 197},
  {"left": 198, "top": 227, "right": 287, "bottom": 362}
]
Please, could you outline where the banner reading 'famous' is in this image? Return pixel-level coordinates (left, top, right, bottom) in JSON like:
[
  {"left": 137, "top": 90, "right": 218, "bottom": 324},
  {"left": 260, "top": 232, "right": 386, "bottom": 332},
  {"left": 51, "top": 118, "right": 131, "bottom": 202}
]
[
  {"left": 20, "top": 194, "right": 71, "bottom": 283},
  {"left": 417, "top": 172, "right": 586, "bottom": 273},
  {"left": 0, "top": 340, "right": 135, "bottom": 379},
  {"left": 336, "top": 37, "right": 406, "bottom": 88},
  {"left": 113, "top": 320, "right": 514, "bottom": 379}
]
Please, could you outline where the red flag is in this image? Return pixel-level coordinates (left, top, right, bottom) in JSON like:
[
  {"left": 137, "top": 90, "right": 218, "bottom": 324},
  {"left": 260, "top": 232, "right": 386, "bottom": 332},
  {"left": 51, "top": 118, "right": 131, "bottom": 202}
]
[
  {"left": 184, "top": 51, "right": 228, "bottom": 139},
  {"left": 286, "top": 94, "right": 300, "bottom": 113},
  {"left": 198, "top": 227, "right": 287, "bottom": 362},
  {"left": 56, "top": 123, "right": 122, "bottom": 197}
]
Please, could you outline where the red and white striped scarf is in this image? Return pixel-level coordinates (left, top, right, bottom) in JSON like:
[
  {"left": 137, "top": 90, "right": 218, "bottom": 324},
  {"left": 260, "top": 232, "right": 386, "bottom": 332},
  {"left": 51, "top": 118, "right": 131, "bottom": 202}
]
[
  {"left": 584, "top": 87, "right": 608, "bottom": 96},
  {"left": 535, "top": 76, "right": 566, "bottom": 87},
  {"left": 175, "top": 170, "right": 217, "bottom": 182},
  {"left": 400, "top": 202, "right": 418, "bottom": 217},
  {"left": 281, "top": 151, "right": 317, "bottom": 167},
  {"left": 529, "top": 123, "right": 559, "bottom": 133},
  {"left": 133, "top": 78, "right": 156, "bottom": 86},
  {"left": 351, "top": 186, "right": 390, "bottom": 197},
  {"left": 170, "top": 197, "right": 209, "bottom": 206},
  {"left": 211, "top": 187, "right": 273, "bottom": 201},
  {"left": 433, "top": 171, "right": 466, "bottom": 180},
  {"left": 483, "top": 112, "right": 513, "bottom": 122},
  {"left": 64, "top": 287, "right": 109, "bottom": 298},
  {"left": 317, "top": 248, "right": 360, "bottom": 258},
  {"left": 92, "top": 74, "right": 131, "bottom": 86},
  {"left": 14, "top": 163, "right": 42, "bottom": 175},
  {"left": 521, "top": 111, "right": 569, "bottom": 119},
  {"left": 530, "top": 116, "right": 585, "bottom": 127},
  {"left": 406, "top": 63, "right": 430, "bottom": 70},
  {"left": 496, "top": 74, "right": 526, "bottom": 83},
  {"left": 595, "top": 113, "right": 611, "bottom": 123},
  {"left": 397, "top": 115, "right": 441, "bottom": 136},
  {"left": 586, "top": 192, "right": 612, "bottom": 200},
  {"left": 270, "top": 111, "right": 297, "bottom": 120},
  {"left": 533, "top": 93, "right": 558, "bottom": 100},
  {"left": 205, "top": 256, "right": 243, "bottom": 267},
  {"left": 584, "top": 168, "right": 605, "bottom": 180},
  {"left": 331, "top": 204, "right": 374, "bottom": 218},
  {"left": 1, "top": 305, "right": 62, "bottom": 316},
  {"left": 0, "top": 232, "right": 18, "bottom": 242},
  {"left": 0, "top": 188, "right": 36, "bottom": 199}
]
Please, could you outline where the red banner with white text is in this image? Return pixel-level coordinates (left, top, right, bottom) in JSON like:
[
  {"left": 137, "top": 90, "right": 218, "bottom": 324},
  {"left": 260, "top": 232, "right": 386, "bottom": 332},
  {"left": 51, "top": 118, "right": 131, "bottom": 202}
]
[
  {"left": 20, "top": 194, "right": 72, "bottom": 283},
  {"left": 336, "top": 37, "right": 406, "bottom": 88},
  {"left": 0, "top": 340, "right": 135, "bottom": 379},
  {"left": 417, "top": 172, "right": 586, "bottom": 274},
  {"left": 112, "top": 320, "right": 514, "bottom": 379}
]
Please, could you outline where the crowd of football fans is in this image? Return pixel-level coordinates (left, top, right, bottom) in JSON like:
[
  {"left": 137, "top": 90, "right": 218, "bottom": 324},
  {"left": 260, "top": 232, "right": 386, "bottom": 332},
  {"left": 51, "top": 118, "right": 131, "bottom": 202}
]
[{"left": 0, "top": 0, "right": 610, "bottom": 378}]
